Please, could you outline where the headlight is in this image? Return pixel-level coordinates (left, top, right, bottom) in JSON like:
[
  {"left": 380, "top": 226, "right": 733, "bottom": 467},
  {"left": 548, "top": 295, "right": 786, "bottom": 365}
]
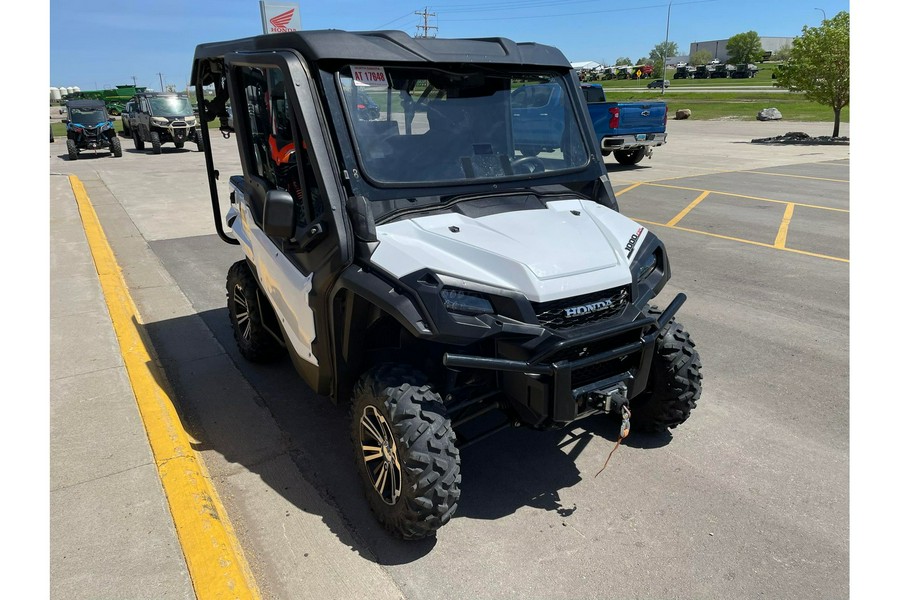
[
  {"left": 184, "top": 117, "right": 196, "bottom": 126},
  {"left": 441, "top": 288, "right": 494, "bottom": 315},
  {"left": 151, "top": 117, "right": 169, "bottom": 126},
  {"left": 635, "top": 252, "right": 658, "bottom": 282}
]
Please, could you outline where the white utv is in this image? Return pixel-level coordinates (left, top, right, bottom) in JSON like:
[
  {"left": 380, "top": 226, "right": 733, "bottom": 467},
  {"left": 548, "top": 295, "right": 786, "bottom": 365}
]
[{"left": 192, "top": 30, "right": 702, "bottom": 540}]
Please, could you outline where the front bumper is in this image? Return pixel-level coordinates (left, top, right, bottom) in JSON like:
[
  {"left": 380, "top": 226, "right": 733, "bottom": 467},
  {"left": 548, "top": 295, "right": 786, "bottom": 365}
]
[
  {"left": 444, "top": 293, "right": 685, "bottom": 428},
  {"left": 601, "top": 132, "right": 667, "bottom": 151}
]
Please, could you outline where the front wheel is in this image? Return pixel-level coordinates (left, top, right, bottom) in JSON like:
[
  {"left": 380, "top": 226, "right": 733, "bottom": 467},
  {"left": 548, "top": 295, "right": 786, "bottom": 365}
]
[
  {"left": 351, "top": 364, "right": 461, "bottom": 540},
  {"left": 110, "top": 136, "right": 122, "bottom": 157},
  {"left": 195, "top": 130, "right": 205, "bottom": 152},
  {"left": 149, "top": 131, "right": 162, "bottom": 154},
  {"left": 613, "top": 147, "right": 647, "bottom": 165},
  {"left": 629, "top": 308, "right": 702, "bottom": 432},
  {"left": 66, "top": 139, "right": 78, "bottom": 160},
  {"left": 225, "top": 260, "right": 285, "bottom": 363},
  {"left": 133, "top": 128, "right": 145, "bottom": 150}
]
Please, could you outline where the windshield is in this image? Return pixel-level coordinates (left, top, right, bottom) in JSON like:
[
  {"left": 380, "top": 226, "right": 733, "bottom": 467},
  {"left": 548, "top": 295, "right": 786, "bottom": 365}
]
[
  {"left": 338, "top": 66, "right": 589, "bottom": 185},
  {"left": 148, "top": 96, "right": 193, "bottom": 117},
  {"left": 68, "top": 106, "right": 108, "bottom": 125}
]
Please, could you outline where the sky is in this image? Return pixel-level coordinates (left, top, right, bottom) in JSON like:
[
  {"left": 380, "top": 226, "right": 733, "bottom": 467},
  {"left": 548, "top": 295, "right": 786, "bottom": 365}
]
[{"left": 49, "top": 0, "right": 850, "bottom": 90}]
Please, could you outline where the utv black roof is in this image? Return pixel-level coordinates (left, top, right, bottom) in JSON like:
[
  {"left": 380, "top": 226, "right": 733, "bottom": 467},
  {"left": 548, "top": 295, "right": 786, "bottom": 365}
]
[
  {"left": 192, "top": 29, "right": 571, "bottom": 82},
  {"left": 66, "top": 99, "right": 107, "bottom": 109}
]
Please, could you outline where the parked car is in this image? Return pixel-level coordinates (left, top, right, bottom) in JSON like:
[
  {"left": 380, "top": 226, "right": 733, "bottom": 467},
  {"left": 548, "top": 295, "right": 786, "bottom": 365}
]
[
  {"left": 512, "top": 82, "right": 668, "bottom": 165},
  {"left": 647, "top": 79, "right": 670, "bottom": 89}
]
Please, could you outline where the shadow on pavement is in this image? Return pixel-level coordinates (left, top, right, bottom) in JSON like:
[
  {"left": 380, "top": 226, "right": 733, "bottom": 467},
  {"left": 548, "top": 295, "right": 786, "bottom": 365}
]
[{"left": 141, "top": 303, "right": 671, "bottom": 566}]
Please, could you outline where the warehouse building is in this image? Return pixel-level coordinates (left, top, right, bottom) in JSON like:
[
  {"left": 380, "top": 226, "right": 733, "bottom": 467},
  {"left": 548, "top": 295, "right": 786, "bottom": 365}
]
[{"left": 689, "top": 36, "right": 793, "bottom": 61}]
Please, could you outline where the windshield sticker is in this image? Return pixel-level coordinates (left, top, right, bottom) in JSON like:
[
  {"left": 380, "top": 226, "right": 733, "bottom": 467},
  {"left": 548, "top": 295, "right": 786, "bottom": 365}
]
[{"left": 350, "top": 65, "right": 388, "bottom": 88}]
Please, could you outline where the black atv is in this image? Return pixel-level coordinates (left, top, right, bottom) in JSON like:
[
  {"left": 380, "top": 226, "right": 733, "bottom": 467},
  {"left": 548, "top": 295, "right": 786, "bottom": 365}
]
[{"left": 64, "top": 99, "right": 122, "bottom": 160}]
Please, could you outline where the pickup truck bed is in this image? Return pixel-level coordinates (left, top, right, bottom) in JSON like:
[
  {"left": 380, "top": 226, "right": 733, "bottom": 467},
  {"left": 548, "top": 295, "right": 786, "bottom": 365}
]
[{"left": 581, "top": 84, "right": 667, "bottom": 165}]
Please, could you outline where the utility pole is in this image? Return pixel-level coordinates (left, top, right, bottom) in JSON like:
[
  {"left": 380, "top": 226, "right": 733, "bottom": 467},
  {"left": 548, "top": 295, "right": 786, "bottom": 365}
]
[
  {"left": 415, "top": 7, "right": 437, "bottom": 38},
  {"left": 661, "top": 1, "right": 672, "bottom": 96},
  {"left": 131, "top": 75, "right": 138, "bottom": 88},
  {"left": 157, "top": 72, "right": 165, "bottom": 93}
]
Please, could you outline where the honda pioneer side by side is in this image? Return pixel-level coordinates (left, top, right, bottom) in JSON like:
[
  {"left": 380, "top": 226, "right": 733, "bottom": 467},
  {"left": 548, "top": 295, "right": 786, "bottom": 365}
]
[
  {"left": 192, "top": 30, "right": 702, "bottom": 540},
  {"left": 129, "top": 92, "right": 204, "bottom": 154},
  {"left": 63, "top": 99, "right": 122, "bottom": 160}
]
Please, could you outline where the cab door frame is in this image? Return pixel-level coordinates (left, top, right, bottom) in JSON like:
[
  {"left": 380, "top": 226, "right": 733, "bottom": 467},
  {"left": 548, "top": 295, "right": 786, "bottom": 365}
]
[{"left": 225, "top": 49, "right": 353, "bottom": 395}]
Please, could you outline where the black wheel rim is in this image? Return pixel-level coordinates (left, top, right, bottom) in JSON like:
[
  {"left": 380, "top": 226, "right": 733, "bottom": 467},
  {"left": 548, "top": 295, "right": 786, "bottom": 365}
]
[
  {"left": 232, "top": 283, "right": 251, "bottom": 341},
  {"left": 359, "top": 405, "right": 402, "bottom": 505}
]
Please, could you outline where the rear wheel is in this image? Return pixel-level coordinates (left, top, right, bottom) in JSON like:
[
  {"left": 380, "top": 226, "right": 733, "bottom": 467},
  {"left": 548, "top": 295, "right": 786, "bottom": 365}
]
[
  {"left": 613, "top": 147, "right": 647, "bottom": 165},
  {"left": 110, "top": 136, "right": 122, "bottom": 157},
  {"left": 66, "top": 139, "right": 78, "bottom": 160},
  {"left": 149, "top": 131, "right": 161, "bottom": 154},
  {"left": 351, "top": 364, "right": 461, "bottom": 540},
  {"left": 225, "top": 260, "right": 285, "bottom": 363},
  {"left": 629, "top": 308, "right": 702, "bottom": 432}
]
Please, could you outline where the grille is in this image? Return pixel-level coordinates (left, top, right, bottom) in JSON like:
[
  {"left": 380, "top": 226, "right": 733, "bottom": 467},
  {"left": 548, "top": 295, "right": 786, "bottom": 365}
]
[
  {"left": 545, "top": 331, "right": 642, "bottom": 388},
  {"left": 533, "top": 286, "right": 629, "bottom": 330}
]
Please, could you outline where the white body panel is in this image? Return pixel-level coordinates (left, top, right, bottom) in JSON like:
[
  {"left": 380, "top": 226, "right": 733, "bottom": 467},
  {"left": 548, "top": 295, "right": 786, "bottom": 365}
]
[
  {"left": 230, "top": 185, "right": 318, "bottom": 366},
  {"left": 370, "top": 198, "right": 648, "bottom": 303}
]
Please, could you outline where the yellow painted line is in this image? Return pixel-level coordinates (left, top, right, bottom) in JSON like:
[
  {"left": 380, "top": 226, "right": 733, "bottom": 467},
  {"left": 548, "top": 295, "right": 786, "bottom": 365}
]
[
  {"left": 638, "top": 218, "right": 849, "bottom": 263},
  {"left": 69, "top": 175, "right": 261, "bottom": 600},
  {"left": 615, "top": 182, "right": 643, "bottom": 195},
  {"left": 774, "top": 203, "right": 796, "bottom": 249},
  {"left": 748, "top": 171, "right": 849, "bottom": 183},
  {"left": 643, "top": 182, "right": 849, "bottom": 213},
  {"left": 666, "top": 190, "right": 710, "bottom": 228}
]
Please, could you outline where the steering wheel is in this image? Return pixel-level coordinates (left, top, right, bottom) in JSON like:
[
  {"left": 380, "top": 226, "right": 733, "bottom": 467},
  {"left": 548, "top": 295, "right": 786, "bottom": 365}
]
[{"left": 510, "top": 156, "right": 546, "bottom": 174}]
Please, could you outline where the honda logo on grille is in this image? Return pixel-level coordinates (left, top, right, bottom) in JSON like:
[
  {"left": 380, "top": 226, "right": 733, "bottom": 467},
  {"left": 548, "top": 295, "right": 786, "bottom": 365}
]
[{"left": 565, "top": 297, "right": 615, "bottom": 318}]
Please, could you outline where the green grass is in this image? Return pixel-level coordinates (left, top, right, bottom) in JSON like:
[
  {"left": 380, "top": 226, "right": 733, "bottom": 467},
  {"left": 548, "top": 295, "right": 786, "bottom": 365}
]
[{"left": 604, "top": 91, "right": 848, "bottom": 122}]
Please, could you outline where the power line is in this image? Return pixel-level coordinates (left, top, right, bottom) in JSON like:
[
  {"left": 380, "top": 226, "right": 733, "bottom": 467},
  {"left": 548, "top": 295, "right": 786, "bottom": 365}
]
[
  {"left": 374, "top": 11, "right": 417, "bottom": 30},
  {"left": 439, "top": 0, "right": 719, "bottom": 21}
]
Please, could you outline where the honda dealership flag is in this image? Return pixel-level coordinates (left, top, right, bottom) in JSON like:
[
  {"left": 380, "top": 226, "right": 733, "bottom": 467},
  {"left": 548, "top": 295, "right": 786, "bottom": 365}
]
[{"left": 260, "top": 2, "right": 301, "bottom": 34}]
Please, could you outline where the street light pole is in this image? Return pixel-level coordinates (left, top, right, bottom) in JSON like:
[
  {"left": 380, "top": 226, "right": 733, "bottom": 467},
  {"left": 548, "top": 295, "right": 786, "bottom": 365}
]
[
  {"left": 814, "top": 7, "right": 827, "bottom": 22},
  {"left": 661, "top": 1, "right": 672, "bottom": 95}
]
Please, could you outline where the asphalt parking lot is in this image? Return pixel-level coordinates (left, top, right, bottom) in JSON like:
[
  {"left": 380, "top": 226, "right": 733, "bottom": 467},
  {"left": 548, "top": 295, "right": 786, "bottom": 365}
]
[{"left": 49, "top": 119, "right": 850, "bottom": 599}]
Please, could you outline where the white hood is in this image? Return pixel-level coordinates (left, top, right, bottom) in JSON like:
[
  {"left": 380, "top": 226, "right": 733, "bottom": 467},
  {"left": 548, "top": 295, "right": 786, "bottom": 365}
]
[{"left": 370, "top": 198, "right": 649, "bottom": 303}]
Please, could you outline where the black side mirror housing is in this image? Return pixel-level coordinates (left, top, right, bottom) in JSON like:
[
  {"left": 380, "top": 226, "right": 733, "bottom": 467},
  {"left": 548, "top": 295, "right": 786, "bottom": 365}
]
[
  {"left": 262, "top": 190, "right": 295, "bottom": 238},
  {"left": 62, "top": 119, "right": 69, "bottom": 124}
]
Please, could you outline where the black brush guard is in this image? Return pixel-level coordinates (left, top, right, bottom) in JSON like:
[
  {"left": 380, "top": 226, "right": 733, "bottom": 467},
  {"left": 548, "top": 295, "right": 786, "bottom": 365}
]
[{"left": 443, "top": 293, "right": 685, "bottom": 428}]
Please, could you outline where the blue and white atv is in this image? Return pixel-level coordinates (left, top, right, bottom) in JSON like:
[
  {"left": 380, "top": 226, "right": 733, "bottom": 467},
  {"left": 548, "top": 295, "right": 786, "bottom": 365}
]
[
  {"left": 64, "top": 99, "right": 122, "bottom": 160},
  {"left": 193, "top": 29, "right": 703, "bottom": 540}
]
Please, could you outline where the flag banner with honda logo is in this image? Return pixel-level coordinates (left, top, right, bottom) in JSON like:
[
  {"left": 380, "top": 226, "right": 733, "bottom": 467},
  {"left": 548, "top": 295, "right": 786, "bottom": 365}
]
[{"left": 259, "top": 2, "right": 301, "bottom": 34}]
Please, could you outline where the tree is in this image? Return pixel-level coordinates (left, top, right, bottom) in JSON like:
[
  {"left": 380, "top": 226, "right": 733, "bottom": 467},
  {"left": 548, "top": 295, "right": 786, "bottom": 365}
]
[
  {"left": 726, "top": 30, "right": 764, "bottom": 64},
  {"left": 615, "top": 57, "right": 632, "bottom": 66},
  {"left": 636, "top": 57, "right": 649, "bottom": 66},
  {"left": 689, "top": 49, "right": 713, "bottom": 66},
  {"left": 770, "top": 43, "right": 792, "bottom": 62},
  {"left": 649, "top": 41, "right": 678, "bottom": 79},
  {"left": 775, "top": 11, "right": 849, "bottom": 137}
]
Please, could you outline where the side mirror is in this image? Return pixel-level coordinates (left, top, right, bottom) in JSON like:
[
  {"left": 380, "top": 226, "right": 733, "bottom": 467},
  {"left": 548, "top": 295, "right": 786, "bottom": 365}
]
[
  {"left": 62, "top": 119, "right": 69, "bottom": 124},
  {"left": 262, "top": 190, "right": 295, "bottom": 238}
]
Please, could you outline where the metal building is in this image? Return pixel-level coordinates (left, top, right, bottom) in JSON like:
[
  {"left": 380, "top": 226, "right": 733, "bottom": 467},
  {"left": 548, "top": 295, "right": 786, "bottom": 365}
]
[{"left": 689, "top": 36, "right": 794, "bottom": 61}]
